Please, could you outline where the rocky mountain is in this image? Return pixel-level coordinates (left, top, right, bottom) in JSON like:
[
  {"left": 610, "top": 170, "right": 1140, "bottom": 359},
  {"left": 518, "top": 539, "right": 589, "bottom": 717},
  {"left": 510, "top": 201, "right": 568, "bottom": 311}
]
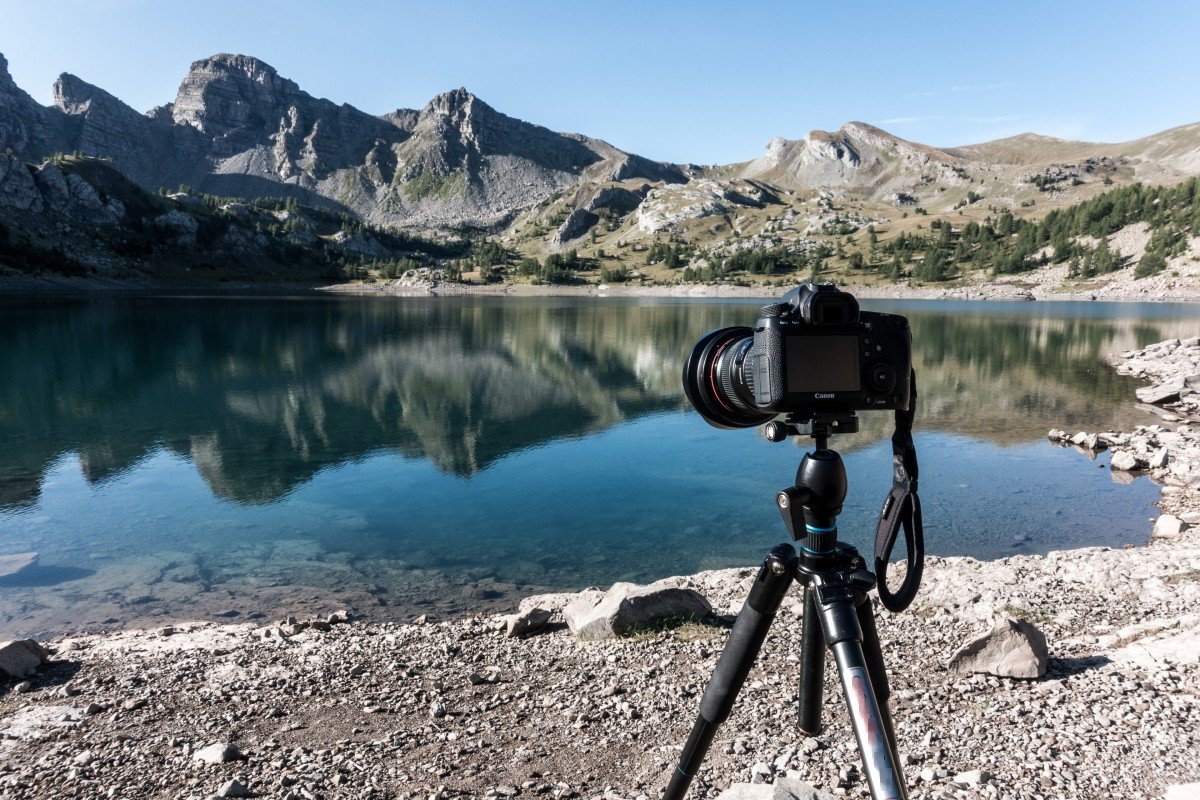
[
  {"left": 740, "top": 122, "right": 968, "bottom": 196},
  {"left": 0, "top": 52, "right": 685, "bottom": 233},
  {"left": 735, "top": 119, "right": 1200, "bottom": 205},
  {"left": 6, "top": 48, "right": 1200, "bottom": 266}
]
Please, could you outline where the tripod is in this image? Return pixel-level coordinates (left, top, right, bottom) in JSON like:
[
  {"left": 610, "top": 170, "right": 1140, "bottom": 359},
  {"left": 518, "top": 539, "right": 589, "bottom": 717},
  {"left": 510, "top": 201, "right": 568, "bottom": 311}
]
[{"left": 663, "top": 413, "right": 908, "bottom": 800}]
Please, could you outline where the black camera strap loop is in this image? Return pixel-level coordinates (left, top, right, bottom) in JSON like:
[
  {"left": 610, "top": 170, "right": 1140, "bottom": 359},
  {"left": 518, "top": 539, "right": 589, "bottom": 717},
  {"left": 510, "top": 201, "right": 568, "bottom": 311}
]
[{"left": 873, "top": 370, "right": 924, "bottom": 613}]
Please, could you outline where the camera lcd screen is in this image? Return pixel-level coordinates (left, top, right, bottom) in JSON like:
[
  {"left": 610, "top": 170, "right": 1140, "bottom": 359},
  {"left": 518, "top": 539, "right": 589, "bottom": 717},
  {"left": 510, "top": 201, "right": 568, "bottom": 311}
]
[{"left": 785, "top": 335, "right": 861, "bottom": 393}]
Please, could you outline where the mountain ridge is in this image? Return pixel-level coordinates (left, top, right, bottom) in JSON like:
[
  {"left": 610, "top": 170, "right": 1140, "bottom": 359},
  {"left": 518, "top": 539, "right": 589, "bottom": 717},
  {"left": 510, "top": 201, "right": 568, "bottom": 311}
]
[{"left": 4, "top": 50, "right": 1200, "bottom": 238}]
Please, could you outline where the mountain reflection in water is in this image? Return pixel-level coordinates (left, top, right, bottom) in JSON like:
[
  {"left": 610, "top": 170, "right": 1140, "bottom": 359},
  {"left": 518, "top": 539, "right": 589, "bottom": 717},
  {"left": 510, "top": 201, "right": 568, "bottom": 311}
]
[
  {"left": 0, "top": 296, "right": 1186, "bottom": 508},
  {"left": 0, "top": 295, "right": 1194, "bottom": 639}
]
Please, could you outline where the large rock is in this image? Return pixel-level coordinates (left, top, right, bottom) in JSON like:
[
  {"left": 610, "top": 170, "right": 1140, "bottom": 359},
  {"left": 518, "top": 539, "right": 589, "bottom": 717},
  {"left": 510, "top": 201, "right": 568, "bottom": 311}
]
[
  {"left": 1110, "top": 450, "right": 1142, "bottom": 472},
  {"left": 1153, "top": 514, "right": 1186, "bottom": 539},
  {"left": 0, "top": 551, "right": 38, "bottom": 579},
  {"left": 505, "top": 607, "right": 552, "bottom": 638},
  {"left": 948, "top": 617, "right": 1048, "bottom": 679},
  {"left": 1136, "top": 376, "right": 1188, "bottom": 405},
  {"left": 0, "top": 639, "right": 50, "bottom": 679},
  {"left": 192, "top": 741, "right": 242, "bottom": 764},
  {"left": 563, "top": 582, "right": 711, "bottom": 640}
]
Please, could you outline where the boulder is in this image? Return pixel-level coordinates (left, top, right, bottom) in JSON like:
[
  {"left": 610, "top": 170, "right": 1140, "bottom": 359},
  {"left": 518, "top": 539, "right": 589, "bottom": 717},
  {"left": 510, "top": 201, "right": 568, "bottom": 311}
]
[
  {"left": 0, "top": 640, "right": 49, "bottom": 679},
  {"left": 0, "top": 551, "right": 38, "bottom": 579},
  {"left": 563, "top": 582, "right": 711, "bottom": 640},
  {"left": 1153, "top": 514, "right": 1186, "bottom": 539},
  {"left": 1110, "top": 450, "right": 1142, "bottom": 472},
  {"left": 217, "top": 779, "right": 251, "bottom": 798},
  {"left": 192, "top": 742, "right": 242, "bottom": 764},
  {"left": 505, "top": 607, "right": 552, "bottom": 638},
  {"left": 948, "top": 617, "right": 1048, "bottom": 679},
  {"left": 1136, "top": 377, "right": 1187, "bottom": 405}
]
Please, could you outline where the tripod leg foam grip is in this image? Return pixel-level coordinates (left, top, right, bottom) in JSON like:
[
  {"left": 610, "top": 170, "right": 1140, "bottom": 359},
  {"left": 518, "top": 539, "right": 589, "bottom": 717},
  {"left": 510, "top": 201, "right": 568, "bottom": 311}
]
[{"left": 698, "top": 546, "right": 795, "bottom": 724}]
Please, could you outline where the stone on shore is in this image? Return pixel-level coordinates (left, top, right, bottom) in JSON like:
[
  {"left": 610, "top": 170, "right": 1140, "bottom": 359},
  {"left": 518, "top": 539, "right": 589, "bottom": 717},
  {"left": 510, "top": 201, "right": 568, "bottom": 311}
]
[
  {"left": 563, "top": 582, "right": 712, "bottom": 639},
  {"left": 948, "top": 617, "right": 1047, "bottom": 679},
  {"left": 193, "top": 742, "right": 242, "bottom": 764},
  {"left": 1110, "top": 450, "right": 1142, "bottom": 471},
  {"left": 1136, "top": 377, "right": 1188, "bottom": 405},
  {"left": 1153, "top": 514, "right": 1186, "bottom": 539},
  {"left": 0, "top": 551, "right": 38, "bottom": 579},
  {"left": 0, "top": 639, "right": 49, "bottom": 679},
  {"left": 505, "top": 606, "right": 552, "bottom": 638}
]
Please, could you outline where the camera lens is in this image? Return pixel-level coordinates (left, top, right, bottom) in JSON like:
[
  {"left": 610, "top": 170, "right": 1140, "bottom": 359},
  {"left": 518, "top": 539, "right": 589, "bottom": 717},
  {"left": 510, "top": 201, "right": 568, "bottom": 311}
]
[{"left": 682, "top": 327, "right": 775, "bottom": 429}]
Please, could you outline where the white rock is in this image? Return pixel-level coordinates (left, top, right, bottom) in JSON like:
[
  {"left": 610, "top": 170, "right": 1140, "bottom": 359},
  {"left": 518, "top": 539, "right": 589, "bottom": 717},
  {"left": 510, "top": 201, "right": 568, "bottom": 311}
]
[
  {"left": 1153, "top": 514, "right": 1185, "bottom": 539},
  {"left": 192, "top": 742, "right": 242, "bottom": 764},
  {"left": 1110, "top": 450, "right": 1141, "bottom": 471},
  {"left": 954, "top": 769, "right": 989, "bottom": 786}
]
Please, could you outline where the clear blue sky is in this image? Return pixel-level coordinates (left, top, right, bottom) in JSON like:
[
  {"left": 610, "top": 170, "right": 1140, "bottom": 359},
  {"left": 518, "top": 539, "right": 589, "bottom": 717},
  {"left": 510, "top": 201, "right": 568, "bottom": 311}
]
[{"left": 3, "top": 0, "right": 1198, "bottom": 165}]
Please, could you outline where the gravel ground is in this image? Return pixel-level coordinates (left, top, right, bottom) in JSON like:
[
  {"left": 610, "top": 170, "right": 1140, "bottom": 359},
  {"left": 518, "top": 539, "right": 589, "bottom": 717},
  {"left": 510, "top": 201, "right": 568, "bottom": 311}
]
[{"left": 3, "top": 348, "right": 1200, "bottom": 800}]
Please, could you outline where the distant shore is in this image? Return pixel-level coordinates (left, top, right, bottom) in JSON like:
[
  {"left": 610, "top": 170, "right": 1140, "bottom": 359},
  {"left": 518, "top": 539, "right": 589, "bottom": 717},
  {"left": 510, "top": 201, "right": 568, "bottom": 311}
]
[{"left": 4, "top": 270, "right": 1200, "bottom": 304}]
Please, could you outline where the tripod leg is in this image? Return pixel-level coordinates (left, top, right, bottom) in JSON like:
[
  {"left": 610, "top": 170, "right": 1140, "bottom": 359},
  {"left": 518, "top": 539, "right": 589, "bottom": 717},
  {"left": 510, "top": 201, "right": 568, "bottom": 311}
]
[
  {"left": 797, "top": 584, "right": 825, "bottom": 734},
  {"left": 816, "top": 587, "right": 908, "bottom": 800},
  {"left": 663, "top": 544, "right": 797, "bottom": 800},
  {"left": 857, "top": 598, "right": 902, "bottom": 767}
]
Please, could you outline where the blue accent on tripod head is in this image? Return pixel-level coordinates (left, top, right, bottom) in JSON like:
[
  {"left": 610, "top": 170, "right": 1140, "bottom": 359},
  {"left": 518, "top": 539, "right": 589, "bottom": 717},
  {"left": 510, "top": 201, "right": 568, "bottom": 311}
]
[{"left": 805, "top": 523, "right": 837, "bottom": 533}]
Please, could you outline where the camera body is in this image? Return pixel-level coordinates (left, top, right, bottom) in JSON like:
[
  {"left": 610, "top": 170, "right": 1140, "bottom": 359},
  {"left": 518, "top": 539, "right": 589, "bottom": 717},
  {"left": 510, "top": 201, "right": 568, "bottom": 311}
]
[
  {"left": 746, "top": 283, "right": 911, "bottom": 413},
  {"left": 683, "top": 283, "right": 912, "bottom": 429}
]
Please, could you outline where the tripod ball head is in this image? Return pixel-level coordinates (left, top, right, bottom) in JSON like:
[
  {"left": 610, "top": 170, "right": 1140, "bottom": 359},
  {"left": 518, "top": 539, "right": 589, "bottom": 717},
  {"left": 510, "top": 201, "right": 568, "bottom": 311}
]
[{"left": 796, "top": 449, "right": 847, "bottom": 530}]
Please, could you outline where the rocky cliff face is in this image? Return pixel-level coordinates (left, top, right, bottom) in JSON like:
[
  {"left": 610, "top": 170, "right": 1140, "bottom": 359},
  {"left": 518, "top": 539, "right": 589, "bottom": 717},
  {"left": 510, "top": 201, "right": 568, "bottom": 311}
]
[
  {"left": 0, "top": 52, "right": 684, "bottom": 232},
  {"left": 742, "top": 121, "right": 969, "bottom": 198}
]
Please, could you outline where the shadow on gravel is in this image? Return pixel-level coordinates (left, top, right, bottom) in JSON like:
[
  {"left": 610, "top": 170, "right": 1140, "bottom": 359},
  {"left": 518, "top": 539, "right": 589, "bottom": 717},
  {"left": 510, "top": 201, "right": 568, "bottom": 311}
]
[
  {"left": 0, "top": 659, "right": 83, "bottom": 698},
  {"left": 1047, "top": 654, "right": 1113, "bottom": 677}
]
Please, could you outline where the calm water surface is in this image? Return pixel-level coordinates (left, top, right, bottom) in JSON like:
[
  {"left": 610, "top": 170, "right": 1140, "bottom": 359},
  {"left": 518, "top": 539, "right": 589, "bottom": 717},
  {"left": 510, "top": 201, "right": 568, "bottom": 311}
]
[{"left": 1, "top": 296, "right": 1196, "bottom": 638}]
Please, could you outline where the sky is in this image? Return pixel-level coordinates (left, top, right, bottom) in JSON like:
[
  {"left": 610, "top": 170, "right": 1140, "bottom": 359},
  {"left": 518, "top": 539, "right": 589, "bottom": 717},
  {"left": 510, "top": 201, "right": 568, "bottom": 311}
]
[{"left": 3, "top": 0, "right": 1199, "bottom": 165}]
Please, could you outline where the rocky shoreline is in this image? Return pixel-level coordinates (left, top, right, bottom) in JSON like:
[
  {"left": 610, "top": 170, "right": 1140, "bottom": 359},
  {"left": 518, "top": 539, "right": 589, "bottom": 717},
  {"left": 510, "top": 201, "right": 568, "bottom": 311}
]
[
  {"left": 3, "top": 347, "right": 1200, "bottom": 799},
  {"left": 4, "top": 270, "right": 1200, "bottom": 304}
]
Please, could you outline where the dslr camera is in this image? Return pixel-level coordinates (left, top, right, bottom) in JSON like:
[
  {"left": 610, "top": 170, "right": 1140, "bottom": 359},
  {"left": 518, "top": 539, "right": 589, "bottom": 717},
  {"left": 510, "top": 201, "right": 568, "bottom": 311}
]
[{"left": 683, "top": 283, "right": 911, "bottom": 428}]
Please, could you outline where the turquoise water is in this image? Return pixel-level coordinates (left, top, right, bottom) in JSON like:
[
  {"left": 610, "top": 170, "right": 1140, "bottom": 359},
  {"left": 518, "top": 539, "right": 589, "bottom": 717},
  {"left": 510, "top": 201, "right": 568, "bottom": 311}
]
[{"left": 0, "top": 296, "right": 1194, "bottom": 638}]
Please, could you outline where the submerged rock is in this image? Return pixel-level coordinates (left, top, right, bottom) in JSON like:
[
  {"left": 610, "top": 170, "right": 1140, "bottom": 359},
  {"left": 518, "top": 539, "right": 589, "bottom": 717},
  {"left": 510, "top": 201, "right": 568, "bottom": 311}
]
[{"left": 0, "top": 551, "right": 38, "bottom": 579}]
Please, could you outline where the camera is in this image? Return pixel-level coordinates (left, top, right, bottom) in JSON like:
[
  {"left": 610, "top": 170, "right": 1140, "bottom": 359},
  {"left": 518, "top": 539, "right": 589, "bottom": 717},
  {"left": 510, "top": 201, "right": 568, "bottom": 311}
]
[{"left": 682, "top": 283, "right": 911, "bottom": 429}]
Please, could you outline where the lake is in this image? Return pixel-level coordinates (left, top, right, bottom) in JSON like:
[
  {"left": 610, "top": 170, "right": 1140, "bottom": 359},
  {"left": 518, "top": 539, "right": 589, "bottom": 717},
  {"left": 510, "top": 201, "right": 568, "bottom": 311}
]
[{"left": 0, "top": 295, "right": 1195, "bottom": 639}]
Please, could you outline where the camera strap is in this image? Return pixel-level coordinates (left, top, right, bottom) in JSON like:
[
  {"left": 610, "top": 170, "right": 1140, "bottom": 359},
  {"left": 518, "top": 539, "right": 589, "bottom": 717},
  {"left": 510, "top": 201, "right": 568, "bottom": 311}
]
[{"left": 873, "top": 369, "right": 923, "bottom": 613}]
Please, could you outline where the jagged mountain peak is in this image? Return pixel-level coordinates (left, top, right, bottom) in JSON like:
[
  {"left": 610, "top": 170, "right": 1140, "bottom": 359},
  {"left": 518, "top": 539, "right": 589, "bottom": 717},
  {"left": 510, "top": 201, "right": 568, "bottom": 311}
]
[
  {"left": 171, "top": 52, "right": 301, "bottom": 134},
  {"left": 53, "top": 73, "right": 124, "bottom": 115},
  {"left": 0, "top": 52, "right": 13, "bottom": 88}
]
